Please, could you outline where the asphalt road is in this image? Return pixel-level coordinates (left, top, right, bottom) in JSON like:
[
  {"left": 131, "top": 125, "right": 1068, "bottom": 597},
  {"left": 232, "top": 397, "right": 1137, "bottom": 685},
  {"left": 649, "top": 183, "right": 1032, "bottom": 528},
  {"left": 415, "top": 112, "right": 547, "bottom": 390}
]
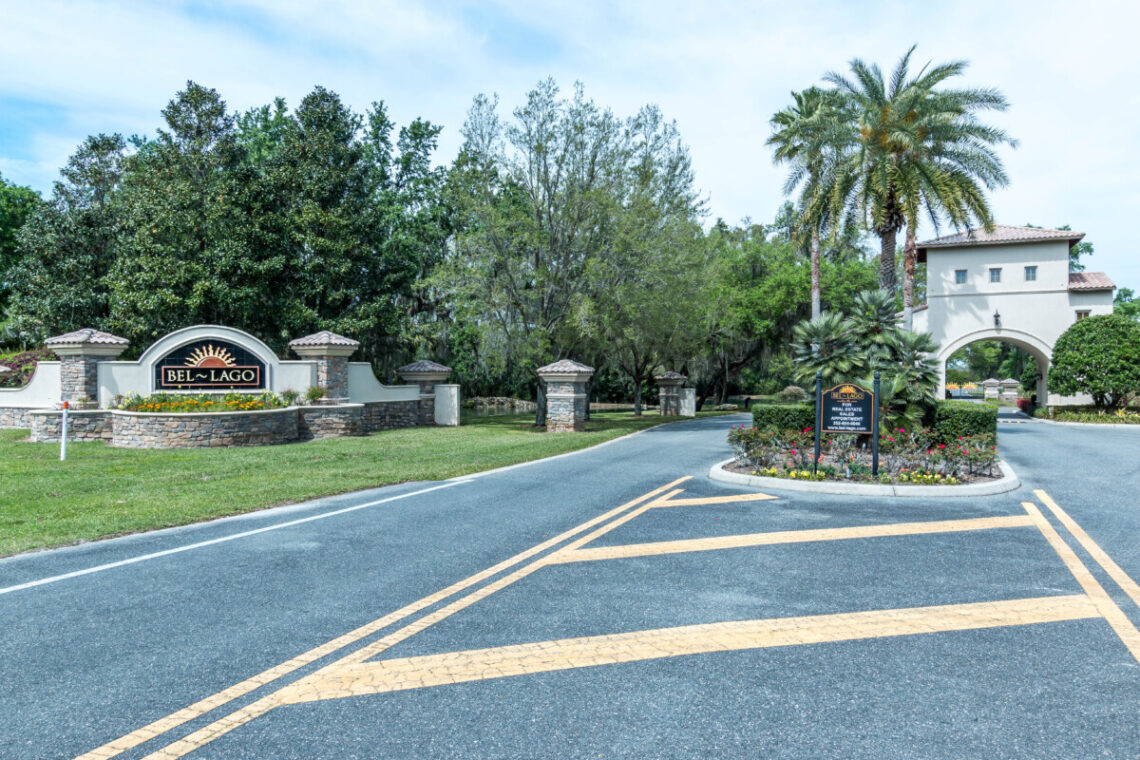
[{"left": 2, "top": 414, "right": 1138, "bottom": 759}]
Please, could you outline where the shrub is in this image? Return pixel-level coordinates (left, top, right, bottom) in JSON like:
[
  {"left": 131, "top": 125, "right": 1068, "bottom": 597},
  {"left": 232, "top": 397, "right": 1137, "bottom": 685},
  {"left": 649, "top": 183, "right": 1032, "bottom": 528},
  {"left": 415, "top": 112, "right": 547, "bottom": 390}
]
[
  {"left": 304, "top": 385, "right": 328, "bottom": 403},
  {"left": 0, "top": 347, "right": 57, "bottom": 388},
  {"left": 752, "top": 403, "right": 814, "bottom": 432},
  {"left": 280, "top": 388, "right": 301, "bottom": 406},
  {"left": 776, "top": 385, "right": 807, "bottom": 403},
  {"left": 1033, "top": 407, "right": 1050, "bottom": 419},
  {"left": 1049, "top": 314, "right": 1140, "bottom": 409},
  {"left": 931, "top": 401, "right": 997, "bottom": 443}
]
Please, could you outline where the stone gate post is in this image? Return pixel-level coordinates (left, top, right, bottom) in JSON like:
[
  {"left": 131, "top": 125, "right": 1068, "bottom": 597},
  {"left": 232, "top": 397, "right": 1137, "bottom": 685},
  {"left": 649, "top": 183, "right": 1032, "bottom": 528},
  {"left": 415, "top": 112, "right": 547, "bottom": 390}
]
[
  {"left": 398, "top": 361, "right": 453, "bottom": 425},
  {"left": 44, "top": 329, "right": 129, "bottom": 407},
  {"left": 655, "top": 371, "right": 686, "bottom": 416},
  {"left": 289, "top": 331, "right": 360, "bottom": 403},
  {"left": 536, "top": 360, "right": 595, "bottom": 432}
]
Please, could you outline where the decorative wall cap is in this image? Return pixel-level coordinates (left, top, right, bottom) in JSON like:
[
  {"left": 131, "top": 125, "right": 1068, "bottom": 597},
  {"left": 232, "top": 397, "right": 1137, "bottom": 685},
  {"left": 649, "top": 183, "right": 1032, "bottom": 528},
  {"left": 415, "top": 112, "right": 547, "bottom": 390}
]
[
  {"left": 289, "top": 330, "right": 360, "bottom": 348},
  {"left": 45, "top": 328, "right": 130, "bottom": 356},
  {"left": 398, "top": 360, "right": 452, "bottom": 374},
  {"left": 537, "top": 359, "right": 595, "bottom": 375},
  {"left": 45, "top": 328, "right": 129, "bottom": 346},
  {"left": 1000, "top": 378, "right": 1020, "bottom": 385},
  {"left": 655, "top": 370, "right": 687, "bottom": 383},
  {"left": 981, "top": 378, "right": 1000, "bottom": 386}
]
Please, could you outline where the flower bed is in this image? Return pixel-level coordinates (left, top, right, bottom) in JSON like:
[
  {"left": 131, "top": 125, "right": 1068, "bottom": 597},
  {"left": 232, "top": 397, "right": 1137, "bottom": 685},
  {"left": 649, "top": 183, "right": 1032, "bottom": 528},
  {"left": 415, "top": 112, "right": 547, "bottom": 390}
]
[
  {"left": 116, "top": 391, "right": 285, "bottom": 413},
  {"left": 1035, "top": 407, "right": 1140, "bottom": 424},
  {"left": 727, "top": 425, "right": 999, "bottom": 485}
]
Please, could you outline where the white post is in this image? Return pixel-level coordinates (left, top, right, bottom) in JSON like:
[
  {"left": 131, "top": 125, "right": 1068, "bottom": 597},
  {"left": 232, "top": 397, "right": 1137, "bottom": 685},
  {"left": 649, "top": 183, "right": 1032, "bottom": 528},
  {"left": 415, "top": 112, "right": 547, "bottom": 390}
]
[{"left": 60, "top": 401, "right": 69, "bottom": 461}]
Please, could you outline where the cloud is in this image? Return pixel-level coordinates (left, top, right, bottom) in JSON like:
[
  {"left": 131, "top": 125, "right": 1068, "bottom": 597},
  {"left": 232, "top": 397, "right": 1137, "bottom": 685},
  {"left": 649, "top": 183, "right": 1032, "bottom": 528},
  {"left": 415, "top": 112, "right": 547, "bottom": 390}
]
[{"left": 2, "top": 0, "right": 1138, "bottom": 287}]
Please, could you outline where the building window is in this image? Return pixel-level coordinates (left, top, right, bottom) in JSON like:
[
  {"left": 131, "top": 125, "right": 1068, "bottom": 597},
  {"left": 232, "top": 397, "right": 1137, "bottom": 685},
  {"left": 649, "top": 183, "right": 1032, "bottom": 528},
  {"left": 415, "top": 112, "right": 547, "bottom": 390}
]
[
  {"left": 1076, "top": 310, "right": 1091, "bottom": 321},
  {"left": 1025, "top": 265, "right": 1037, "bottom": 281},
  {"left": 989, "top": 268, "right": 1002, "bottom": 283},
  {"left": 954, "top": 269, "right": 967, "bottom": 284}
]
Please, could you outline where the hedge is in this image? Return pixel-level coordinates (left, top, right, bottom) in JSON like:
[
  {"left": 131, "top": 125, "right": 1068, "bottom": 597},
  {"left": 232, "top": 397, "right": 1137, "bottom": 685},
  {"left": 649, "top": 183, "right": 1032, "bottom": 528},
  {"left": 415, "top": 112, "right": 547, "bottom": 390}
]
[
  {"left": 931, "top": 401, "right": 997, "bottom": 442},
  {"left": 751, "top": 403, "right": 815, "bottom": 432}
]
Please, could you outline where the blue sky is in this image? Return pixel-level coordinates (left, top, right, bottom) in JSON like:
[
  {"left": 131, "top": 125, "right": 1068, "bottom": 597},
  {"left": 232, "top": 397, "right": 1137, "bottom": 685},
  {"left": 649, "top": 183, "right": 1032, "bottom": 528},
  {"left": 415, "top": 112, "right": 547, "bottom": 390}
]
[{"left": 2, "top": 0, "right": 1138, "bottom": 290}]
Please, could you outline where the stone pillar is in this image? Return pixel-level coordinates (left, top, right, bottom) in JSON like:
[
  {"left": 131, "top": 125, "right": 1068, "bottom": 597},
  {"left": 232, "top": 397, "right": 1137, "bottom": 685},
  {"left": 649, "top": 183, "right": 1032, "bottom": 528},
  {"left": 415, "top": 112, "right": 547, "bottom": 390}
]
[
  {"left": 44, "top": 329, "right": 129, "bottom": 408},
  {"left": 398, "top": 360, "right": 452, "bottom": 425},
  {"left": 537, "top": 359, "right": 595, "bottom": 433},
  {"left": 1000, "top": 378, "right": 1020, "bottom": 402},
  {"left": 656, "top": 371, "right": 686, "bottom": 416},
  {"left": 679, "top": 388, "right": 697, "bottom": 417},
  {"left": 289, "top": 330, "right": 361, "bottom": 403},
  {"left": 981, "top": 378, "right": 1000, "bottom": 400}
]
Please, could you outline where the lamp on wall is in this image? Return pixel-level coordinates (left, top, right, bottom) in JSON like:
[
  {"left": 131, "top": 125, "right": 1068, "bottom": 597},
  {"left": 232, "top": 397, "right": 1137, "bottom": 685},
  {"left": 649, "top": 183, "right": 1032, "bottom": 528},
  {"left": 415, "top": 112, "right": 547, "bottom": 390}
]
[{"left": 993, "top": 309, "right": 1001, "bottom": 328}]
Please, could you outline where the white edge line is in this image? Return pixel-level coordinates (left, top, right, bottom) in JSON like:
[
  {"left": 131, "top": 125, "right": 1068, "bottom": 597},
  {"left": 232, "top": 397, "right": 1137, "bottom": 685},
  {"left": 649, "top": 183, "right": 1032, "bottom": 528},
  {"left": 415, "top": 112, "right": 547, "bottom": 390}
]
[{"left": 0, "top": 480, "right": 470, "bottom": 596}]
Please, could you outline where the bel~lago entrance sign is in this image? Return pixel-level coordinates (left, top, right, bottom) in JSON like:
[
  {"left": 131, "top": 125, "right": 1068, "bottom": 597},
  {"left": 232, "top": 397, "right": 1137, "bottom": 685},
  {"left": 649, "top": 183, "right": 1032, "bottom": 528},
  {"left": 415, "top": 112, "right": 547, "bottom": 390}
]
[
  {"left": 155, "top": 340, "right": 267, "bottom": 390},
  {"left": 813, "top": 370, "right": 880, "bottom": 476}
]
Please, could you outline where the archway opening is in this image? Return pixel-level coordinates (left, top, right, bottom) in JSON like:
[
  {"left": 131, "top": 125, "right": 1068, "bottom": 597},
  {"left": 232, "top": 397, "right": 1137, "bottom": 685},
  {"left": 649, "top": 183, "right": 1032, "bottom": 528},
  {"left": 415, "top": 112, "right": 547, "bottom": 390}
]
[{"left": 937, "top": 332, "right": 1052, "bottom": 407}]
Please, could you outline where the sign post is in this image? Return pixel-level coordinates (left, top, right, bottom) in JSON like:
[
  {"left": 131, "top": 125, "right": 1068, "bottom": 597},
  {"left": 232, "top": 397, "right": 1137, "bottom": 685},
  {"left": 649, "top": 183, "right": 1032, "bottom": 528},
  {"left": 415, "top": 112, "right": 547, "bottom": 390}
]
[
  {"left": 872, "top": 370, "right": 880, "bottom": 477},
  {"left": 60, "top": 400, "right": 69, "bottom": 462},
  {"left": 813, "top": 371, "right": 822, "bottom": 474}
]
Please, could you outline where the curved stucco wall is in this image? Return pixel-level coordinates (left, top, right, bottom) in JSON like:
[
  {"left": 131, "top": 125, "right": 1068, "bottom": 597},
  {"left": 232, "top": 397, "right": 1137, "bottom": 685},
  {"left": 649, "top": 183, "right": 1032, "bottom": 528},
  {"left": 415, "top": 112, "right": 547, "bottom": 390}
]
[
  {"left": 347, "top": 363, "right": 420, "bottom": 403},
  {"left": 0, "top": 361, "right": 61, "bottom": 408}
]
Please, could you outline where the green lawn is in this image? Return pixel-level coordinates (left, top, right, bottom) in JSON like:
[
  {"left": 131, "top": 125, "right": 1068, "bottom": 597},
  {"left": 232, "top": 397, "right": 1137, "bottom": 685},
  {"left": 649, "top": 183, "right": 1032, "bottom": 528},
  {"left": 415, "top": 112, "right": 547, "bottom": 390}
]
[{"left": 0, "top": 410, "right": 735, "bottom": 556}]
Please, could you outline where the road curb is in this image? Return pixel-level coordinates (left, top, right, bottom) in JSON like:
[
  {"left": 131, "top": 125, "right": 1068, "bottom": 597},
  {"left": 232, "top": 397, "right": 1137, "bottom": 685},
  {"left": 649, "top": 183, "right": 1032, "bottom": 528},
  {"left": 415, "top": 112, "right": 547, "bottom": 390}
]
[{"left": 708, "top": 458, "right": 1021, "bottom": 498}]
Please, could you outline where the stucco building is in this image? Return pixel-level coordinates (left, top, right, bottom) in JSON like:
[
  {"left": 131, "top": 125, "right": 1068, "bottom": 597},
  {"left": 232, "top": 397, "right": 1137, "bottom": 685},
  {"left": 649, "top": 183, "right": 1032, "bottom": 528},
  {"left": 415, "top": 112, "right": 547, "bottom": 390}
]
[{"left": 912, "top": 225, "right": 1115, "bottom": 405}]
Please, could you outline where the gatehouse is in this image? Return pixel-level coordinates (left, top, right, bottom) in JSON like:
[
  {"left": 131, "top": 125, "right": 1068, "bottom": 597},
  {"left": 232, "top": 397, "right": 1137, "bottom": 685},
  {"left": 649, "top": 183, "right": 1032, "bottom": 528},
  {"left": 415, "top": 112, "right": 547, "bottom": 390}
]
[{"left": 913, "top": 225, "right": 1116, "bottom": 405}]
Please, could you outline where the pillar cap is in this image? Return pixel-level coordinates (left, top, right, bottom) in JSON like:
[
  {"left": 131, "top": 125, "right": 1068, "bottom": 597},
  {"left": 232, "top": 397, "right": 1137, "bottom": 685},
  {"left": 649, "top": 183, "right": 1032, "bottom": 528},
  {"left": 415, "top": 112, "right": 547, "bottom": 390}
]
[
  {"left": 981, "top": 378, "right": 1000, "bottom": 387},
  {"left": 398, "top": 360, "right": 451, "bottom": 382},
  {"left": 290, "top": 330, "right": 360, "bottom": 358},
  {"left": 655, "top": 370, "right": 687, "bottom": 386},
  {"left": 537, "top": 359, "right": 595, "bottom": 382},
  {"left": 45, "top": 328, "right": 129, "bottom": 357}
]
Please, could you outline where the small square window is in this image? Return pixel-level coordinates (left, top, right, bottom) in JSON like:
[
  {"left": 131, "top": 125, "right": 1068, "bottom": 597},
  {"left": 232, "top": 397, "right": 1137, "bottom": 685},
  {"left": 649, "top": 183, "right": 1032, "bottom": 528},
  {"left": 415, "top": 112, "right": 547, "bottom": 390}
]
[
  {"left": 989, "top": 268, "right": 1002, "bottom": 283},
  {"left": 1076, "top": 310, "right": 1091, "bottom": 321},
  {"left": 954, "top": 269, "right": 967, "bottom": 284},
  {"left": 1025, "top": 266, "right": 1037, "bottom": 281}
]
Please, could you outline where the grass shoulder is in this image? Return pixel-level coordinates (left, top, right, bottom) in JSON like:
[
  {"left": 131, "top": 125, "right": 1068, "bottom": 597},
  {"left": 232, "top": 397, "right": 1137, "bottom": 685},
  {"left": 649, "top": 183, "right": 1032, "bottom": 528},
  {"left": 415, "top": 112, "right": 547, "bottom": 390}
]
[{"left": 0, "top": 409, "right": 735, "bottom": 556}]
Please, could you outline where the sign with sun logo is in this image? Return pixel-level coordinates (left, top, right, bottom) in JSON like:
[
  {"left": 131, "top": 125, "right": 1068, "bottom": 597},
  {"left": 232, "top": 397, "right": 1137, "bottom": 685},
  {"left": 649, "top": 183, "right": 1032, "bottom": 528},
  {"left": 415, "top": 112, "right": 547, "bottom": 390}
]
[
  {"left": 156, "top": 340, "right": 266, "bottom": 390},
  {"left": 819, "top": 382, "right": 875, "bottom": 434}
]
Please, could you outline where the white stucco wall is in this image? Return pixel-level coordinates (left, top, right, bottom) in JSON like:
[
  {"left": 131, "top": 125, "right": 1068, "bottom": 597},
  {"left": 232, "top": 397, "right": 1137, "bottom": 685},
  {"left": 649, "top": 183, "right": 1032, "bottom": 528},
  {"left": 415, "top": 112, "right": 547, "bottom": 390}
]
[
  {"left": 915, "top": 240, "right": 1115, "bottom": 406},
  {"left": 346, "top": 363, "right": 420, "bottom": 403},
  {"left": 0, "top": 361, "right": 61, "bottom": 407}
]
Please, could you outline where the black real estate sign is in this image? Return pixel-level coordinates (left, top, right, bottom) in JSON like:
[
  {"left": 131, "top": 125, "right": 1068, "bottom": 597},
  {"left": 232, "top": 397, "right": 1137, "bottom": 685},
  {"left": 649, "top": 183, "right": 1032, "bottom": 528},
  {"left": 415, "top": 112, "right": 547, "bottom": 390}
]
[{"left": 819, "top": 383, "right": 875, "bottom": 434}]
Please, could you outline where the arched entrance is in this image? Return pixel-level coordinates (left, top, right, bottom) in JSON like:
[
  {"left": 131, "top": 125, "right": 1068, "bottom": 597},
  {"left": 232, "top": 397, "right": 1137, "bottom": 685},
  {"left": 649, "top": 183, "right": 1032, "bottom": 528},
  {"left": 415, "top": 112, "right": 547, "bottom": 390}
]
[{"left": 936, "top": 328, "right": 1052, "bottom": 403}]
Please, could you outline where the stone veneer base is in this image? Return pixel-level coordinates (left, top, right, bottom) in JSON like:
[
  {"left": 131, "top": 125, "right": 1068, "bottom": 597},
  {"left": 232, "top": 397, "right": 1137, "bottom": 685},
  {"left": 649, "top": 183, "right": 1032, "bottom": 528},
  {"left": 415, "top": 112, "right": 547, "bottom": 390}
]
[{"left": 11, "top": 399, "right": 425, "bottom": 449}]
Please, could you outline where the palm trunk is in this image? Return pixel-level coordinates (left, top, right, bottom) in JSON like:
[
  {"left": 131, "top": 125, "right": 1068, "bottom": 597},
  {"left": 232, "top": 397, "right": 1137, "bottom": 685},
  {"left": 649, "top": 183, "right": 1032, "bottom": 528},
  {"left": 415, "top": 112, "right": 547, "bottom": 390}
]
[
  {"left": 811, "top": 228, "right": 821, "bottom": 319},
  {"left": 903, "top": 226, "right": 917, "bottom": 330},
  {"left": 878, "top": 229, "right": 897, "bottom": 294}
]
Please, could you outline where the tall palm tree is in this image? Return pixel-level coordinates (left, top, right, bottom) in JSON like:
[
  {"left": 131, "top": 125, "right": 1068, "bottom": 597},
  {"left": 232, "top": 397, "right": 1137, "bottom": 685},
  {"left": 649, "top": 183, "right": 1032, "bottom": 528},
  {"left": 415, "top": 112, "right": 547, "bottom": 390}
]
[
  {"left": 826, "top": 46, "right": 1016, "bottom": 319},
  {"left": 767, "top": 87, "right": 850, "bottom": 319}
]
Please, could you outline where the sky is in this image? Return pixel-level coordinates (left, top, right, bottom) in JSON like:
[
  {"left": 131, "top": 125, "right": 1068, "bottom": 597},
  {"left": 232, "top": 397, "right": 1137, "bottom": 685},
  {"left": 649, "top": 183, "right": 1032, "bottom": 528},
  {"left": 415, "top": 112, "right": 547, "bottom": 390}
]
[{"left": 2, "top": 0, "right": 1138, "bottom": 290}]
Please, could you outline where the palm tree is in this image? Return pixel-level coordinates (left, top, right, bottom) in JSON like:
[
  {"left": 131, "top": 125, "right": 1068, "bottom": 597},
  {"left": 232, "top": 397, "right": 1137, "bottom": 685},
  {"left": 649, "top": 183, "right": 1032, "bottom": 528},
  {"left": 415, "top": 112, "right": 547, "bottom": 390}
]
[
  {"left": 826, "top": 46, "right": 1016, "bottom": 320},
  {"left": 767, "top": 87, "right": 851, "bottom": 319},
  {"left": 846, "top": 289, "right": 901, "bottom": 361},
  {"left": 791, "top": 311, "right": 862, "bottom": 384}
]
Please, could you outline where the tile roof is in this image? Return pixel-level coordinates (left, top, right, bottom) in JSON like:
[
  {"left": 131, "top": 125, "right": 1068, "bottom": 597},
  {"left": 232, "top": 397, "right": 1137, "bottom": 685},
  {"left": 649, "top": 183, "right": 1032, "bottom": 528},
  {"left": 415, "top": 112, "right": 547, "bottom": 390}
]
[
  {"left": 44, "top": 328, "right": 129, "bottom": 346},
  {"left": 536, "top": 359, "right": 595, "bottom": 374},
  {"left": 397, "top": 360, "right": 451, "bottom": 374},
  {"left": 918, "top": 225, "right": 1084, "bottom": 249},
  {"left": 1068, "top": 271, "right": 1115, "bottom": 291},
  {"left": 288, "top": 330, "right": 360, "bottom": 347}
]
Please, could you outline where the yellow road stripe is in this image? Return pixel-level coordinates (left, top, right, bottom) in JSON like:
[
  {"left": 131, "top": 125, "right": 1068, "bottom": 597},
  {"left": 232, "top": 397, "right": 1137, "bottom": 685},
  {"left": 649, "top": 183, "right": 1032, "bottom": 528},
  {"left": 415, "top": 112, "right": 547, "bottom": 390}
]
[
  {"left": 274, "top": 595, "right": 1098, "bottom": 704},
  {"left": 1022, "top": 502, "right": 1140, "bottom": 664},
  {"left": 1034, "top": 489, "right": 1140, "bottom": 611},
  {"left": 77, "top": 476, "right": 691, "bottom": 760},
  {"left": 555, "top": 515, "right": 1035, "bottom": 564},
  {"left": 655, "top": 492, "right": 777, "bottom": 507}
]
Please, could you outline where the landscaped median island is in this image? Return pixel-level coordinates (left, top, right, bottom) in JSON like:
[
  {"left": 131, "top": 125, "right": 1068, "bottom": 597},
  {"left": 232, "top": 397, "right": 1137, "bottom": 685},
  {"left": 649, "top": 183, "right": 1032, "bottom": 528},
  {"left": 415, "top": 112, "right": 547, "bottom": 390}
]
[
  {"left": 0, "top": 409, "right": 732, "bottom": 557},
  {"left": 716, "top": 399, "right": 1018, "bottom": 496}
]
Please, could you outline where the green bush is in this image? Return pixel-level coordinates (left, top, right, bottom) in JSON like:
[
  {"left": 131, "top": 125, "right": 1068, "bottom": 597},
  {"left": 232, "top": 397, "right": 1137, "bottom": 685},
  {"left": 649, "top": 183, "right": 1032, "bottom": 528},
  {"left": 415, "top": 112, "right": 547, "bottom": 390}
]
[
  {"left": 1050, "top": 314, "right": 1140, "bottom": 409},
  {"left": 752, "top": 403, "right": 814, "bottom": 432},
  {"left": 776, "top": 385, "right": 808, "bottom": 403},
  {"left": 931, "top": 401, "right": 997, "bottom": 442}
]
